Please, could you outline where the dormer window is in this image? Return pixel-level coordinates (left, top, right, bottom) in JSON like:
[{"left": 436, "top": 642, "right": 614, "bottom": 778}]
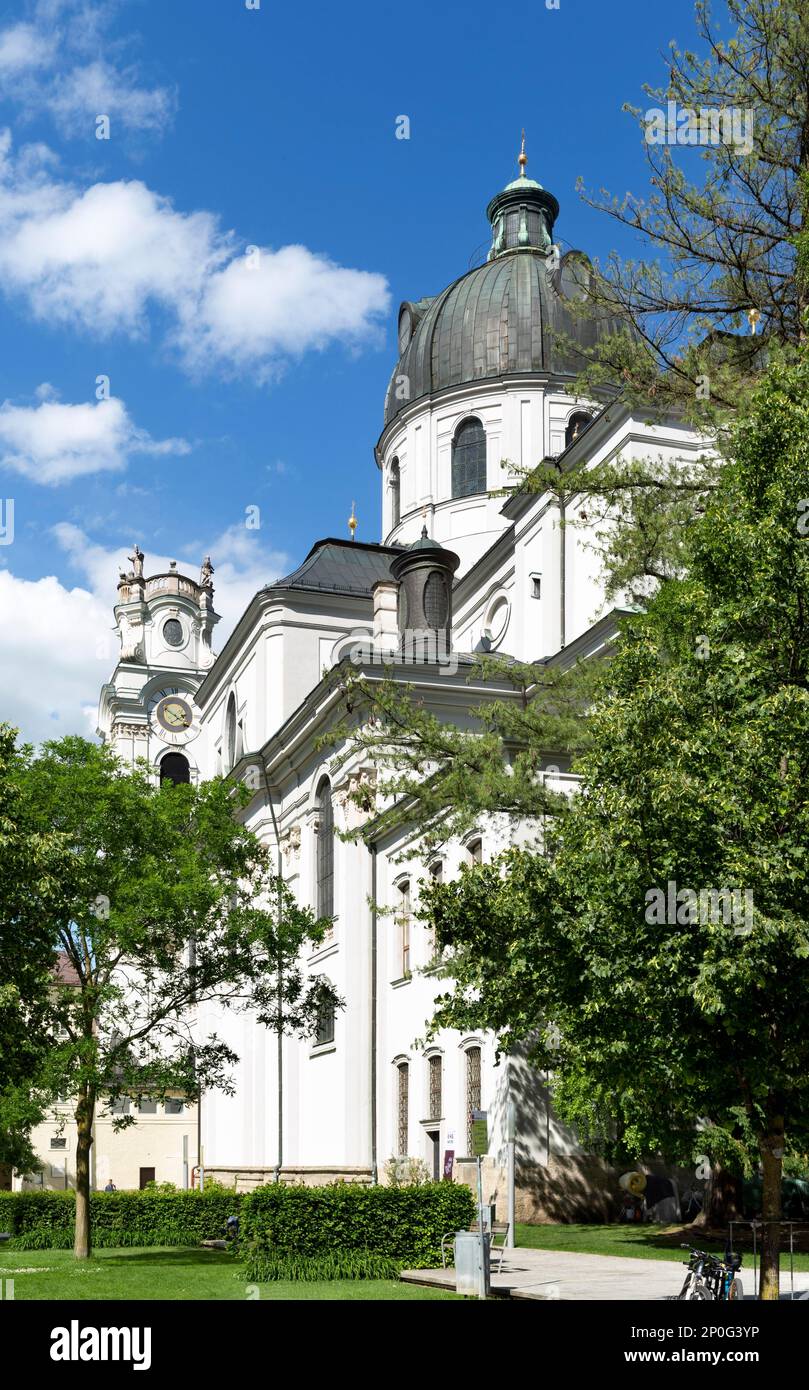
[{"left": 565, "top": 412, "right": 592, "bottom": 448}]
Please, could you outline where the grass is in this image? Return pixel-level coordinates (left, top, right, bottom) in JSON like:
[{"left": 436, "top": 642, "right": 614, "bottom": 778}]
[
  {"left": 0, "top": 1246, "right": 461, "bottom": 1301},
  {"left": 516, "top": 1222, "right": 809, "bottom": 1271}
]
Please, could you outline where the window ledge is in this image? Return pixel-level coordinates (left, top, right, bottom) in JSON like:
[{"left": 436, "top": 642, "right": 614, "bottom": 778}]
[
  {"left": 390, "top": 974, "right": 413, "bottom": 989},
  {"left": 308, "top": 940, "right": 339, "bottom": 965},
  {"left": 309, "top": 1042, "right": 336, "bottom": 1059}
]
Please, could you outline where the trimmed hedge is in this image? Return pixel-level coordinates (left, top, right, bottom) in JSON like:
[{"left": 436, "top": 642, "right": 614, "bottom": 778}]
[
  {"left": 0, "top": 1189, "right": 240, "bottom": 1249},
  {"left": 239, "top": 1181, "right": 475, "bottom": 1279}
]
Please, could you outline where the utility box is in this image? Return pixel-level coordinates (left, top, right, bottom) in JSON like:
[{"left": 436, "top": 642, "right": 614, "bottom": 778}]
[{"left": 454, "top": 1230, "right": 491, "bottom": 1297}]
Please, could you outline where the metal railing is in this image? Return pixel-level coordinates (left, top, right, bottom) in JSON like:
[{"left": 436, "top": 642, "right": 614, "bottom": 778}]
[{"left": 728, "top": 1220, "right": 809, "bottom": 1300}]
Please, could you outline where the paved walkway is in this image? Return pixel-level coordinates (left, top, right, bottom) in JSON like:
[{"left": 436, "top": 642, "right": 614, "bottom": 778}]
[{"left": 400, "top": 1246, "right": 809, "bottom": 1301}]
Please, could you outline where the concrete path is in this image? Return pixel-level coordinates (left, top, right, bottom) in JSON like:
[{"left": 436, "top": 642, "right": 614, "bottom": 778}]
[{"left": 400, "top": 1246, "right": 809, "bottom": 1301}]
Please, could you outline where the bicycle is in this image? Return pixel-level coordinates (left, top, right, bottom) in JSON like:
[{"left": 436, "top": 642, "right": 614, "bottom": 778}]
[{"left": 670, "top": 1244, "right": 744, "bottom": 1300}]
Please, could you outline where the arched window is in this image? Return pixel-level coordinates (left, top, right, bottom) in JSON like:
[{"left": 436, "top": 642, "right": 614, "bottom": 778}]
[
  {"left": 160, "top": 753, "right": 190, "bottom": 786},
  {"left": 465, "top": 1046, "right": 482, "bottom": 1154},
  {"left": 396, "top": 1061, "right": 409, "bottom": 1156},
  {"left": 315, "top": 990, "right": 335, "bottom": 1047},
  {"left": 316, "top": 778, "right": 334, "bottom": 920},
  {"left": 428, "top": 1054, "right": 442, "bottom": 1120},
  {"left": 224, "top": 693, "right": 237, "bottom": 772},
  {"left": 565, "top": 412, "right": 592, "bottom": 448},
  {"left": 395, "top": 879, "right": 411, "bottom": 978},
  {"left": 389, "top": 457, "right": 400, "bottom": 528},
  {"left": 451, "top": 418, "right": 487, "bottom": 499},
  {"left": 467, "top": 838, "right": 482, "bottom": 865}
]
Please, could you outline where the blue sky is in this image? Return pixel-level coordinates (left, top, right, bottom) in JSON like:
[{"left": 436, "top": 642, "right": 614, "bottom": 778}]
[{"left": 0, "top": 0, "right": 705, "bottom": 741}]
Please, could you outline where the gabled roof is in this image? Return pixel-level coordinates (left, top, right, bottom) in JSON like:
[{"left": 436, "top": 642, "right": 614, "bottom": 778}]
[{"left": 267, "top": 538, "right": 401, "bottom": 598}]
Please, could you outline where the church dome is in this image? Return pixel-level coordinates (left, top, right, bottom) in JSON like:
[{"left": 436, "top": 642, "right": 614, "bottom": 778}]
[{"left": 383, "top": 144, "right": 625, "bottom": 430}]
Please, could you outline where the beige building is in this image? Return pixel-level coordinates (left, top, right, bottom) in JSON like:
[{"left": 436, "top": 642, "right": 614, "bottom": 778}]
[{"left": 15, "top": 1098, "right": 199, "bottom": 1193}]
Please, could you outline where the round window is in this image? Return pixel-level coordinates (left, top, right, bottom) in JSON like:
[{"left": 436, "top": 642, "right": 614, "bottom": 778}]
[
  {"left": 483, "top": 596, "right": 510, "bottom": 647},
  {"left": 163, "top": 619, "right": 184, "bottom": 648}
]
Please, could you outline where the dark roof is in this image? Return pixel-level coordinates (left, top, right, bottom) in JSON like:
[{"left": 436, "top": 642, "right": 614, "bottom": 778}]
[
  {"left": 383, "top": 249, "right": 627, "bottom": 429},
  {"left": 54, "top": 953, "right": 81, "bottom": 986},
  {"left": 267, "top": 538, "right": 402, "bottom": 598},
  {"left": 381, "top": 165, "right": 629, "bottom": 433}
]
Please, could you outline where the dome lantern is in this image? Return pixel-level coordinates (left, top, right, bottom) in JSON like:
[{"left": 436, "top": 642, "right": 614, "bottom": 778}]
[{"left": 486, "top": 133, "right": 559, "bottom": 259}]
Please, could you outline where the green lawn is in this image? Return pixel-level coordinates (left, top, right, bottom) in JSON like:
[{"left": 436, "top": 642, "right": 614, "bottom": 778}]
[
  {"left": 0, "top": 1246, "right": 461, "bottom": 1301},
  {"left": 516, "top": 1222, "right": 809, "bottom": 1271}
]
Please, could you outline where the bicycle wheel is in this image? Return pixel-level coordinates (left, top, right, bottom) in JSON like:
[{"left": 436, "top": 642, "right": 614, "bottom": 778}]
[
  {"left": 687, "top": 1281, "right": 714, "bottom": 1300},
  {"left": 727, "top": 1277, "right": 743, "bottom": 1301}
]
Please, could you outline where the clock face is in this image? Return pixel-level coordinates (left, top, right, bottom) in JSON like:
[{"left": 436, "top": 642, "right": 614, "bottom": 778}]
[
  {"left": 156, "top": 696, "right": 193, "bottom": 733},
  {"left": 147, "top": 687, "right": 201, "bottom": 744}
]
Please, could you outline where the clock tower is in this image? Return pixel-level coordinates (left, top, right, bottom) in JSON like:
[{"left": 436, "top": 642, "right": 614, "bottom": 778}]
[{"left": 96, "top": 546, "right": 220, "bottom": 784}]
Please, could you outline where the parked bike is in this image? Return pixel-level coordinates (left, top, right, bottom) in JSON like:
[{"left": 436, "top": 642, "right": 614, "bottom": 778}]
[{"left": 671, "top": 1244, "right": 743, "bottom": 1300}]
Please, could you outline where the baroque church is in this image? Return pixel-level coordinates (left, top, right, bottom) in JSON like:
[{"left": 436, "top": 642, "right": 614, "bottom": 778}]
[{"left": 95, "top": 149, "right": 706, "bottom": 1217}]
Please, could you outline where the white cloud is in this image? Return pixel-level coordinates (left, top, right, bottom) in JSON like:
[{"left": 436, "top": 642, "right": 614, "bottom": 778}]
[
  {"left": 0, "top": 523, "right": 289, "bottom": 746},
  {"left": 0, "top": 134, "right": 390, "bottom": 372},
  {"left": 0, "top": 22, "right": 53, "bottom": 74},
  {"left": 0, "top": 392, "right": 190, "bottom": 483},
  {"left": 0, "top": 3, "right": 176, "bottom": 137}
]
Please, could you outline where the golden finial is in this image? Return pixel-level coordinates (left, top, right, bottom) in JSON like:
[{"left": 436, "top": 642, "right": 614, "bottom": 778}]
[
  {"left": 518, "top": 129, "right": 528, "bottom": 177},
  {"left": 348, "top": 500, "right": 357, "bottom": 540},
  {"left": 747, "top": 307, "right": 761, "bottom": 335}
]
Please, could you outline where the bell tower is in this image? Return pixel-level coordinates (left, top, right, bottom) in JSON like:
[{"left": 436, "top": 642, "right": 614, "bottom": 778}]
[{"left": 96, "top": 546, "right": 220, "bottom": 783}]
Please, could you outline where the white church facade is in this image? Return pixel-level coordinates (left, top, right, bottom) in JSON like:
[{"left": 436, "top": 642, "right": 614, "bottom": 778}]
[{"left": 96, "top": 152, "right": 707, "bottom": 1218}]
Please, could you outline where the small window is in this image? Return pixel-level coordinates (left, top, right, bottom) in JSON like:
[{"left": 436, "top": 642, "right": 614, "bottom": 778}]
[
  {"left": 451, "top": 418, "right": 487, "bottom": 499},
  {"left": 110, "top": 1097, "right": 130, "bottom": 1116},
  {"left": 565, "top": 412, "right": 592, "bottom": 448},
  {"left": 315, "top": 999, "right": 335, "bottom": 1047},
  {"left": 390, "top": 458, "right": 400, "bottom": 529},
  {"left": 164, "top": 1098, "right": 184, "bottom": 1115},
  {"left": 138, "top": 1099, "right": 158, "bottom": 1115},
  {"left": 49, "top": 1136, "right": 67, "bottom": 1150},
  {"left": 531, "top": 574, "right": 541, "bottom": 600},
  {"left": 396, "top": 880, "right": 411, "bottom": 978},
  {"left": 467, "top": 838, "right": 483, "bottom": 865},
  {"left": 160, "top": 752, "right": 190, "bottom": 786},
  {"left": 163, "top": 618, "right": 184, "bottom": 648}
]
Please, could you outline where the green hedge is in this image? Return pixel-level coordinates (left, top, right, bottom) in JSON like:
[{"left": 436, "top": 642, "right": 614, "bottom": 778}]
[
  {"left": 0, "top": 1189, "right": 241, "bottom": 1249},
  {"left": 239, "top": 1181, "right": 475, "bottom": 1279}
]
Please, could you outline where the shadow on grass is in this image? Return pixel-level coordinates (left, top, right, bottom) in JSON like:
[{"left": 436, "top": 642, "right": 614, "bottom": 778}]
[{"left": 97, "top": 1247, "right": 236, "bottom": 1268}]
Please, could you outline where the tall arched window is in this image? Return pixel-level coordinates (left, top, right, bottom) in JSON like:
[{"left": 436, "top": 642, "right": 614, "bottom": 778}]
[
  {"left": 389, "top": 457, "right": 400, "bottom": 528},
  {"left": 395, "top": 879, "right": 411, "bottom": 978},
  {"left": 224, "top": 693, "right": 237, "bottom": 772},
  {"left": 316, "top": 777, "right": 334, "bottom": 920},
  {"left": 428, "top": 1054, "right": 442, "bottom": 1120},
  {"left": 451, "top": 418, "right": 487, "bottom": 499},
  {"left": 565, "top": 412, "right": 592, "bottom": 448},
  {"left": 396, "top": 1061, "right": 409, "bottom": 1157},
  {"left": 465, "top": 1046, "right": 482, "bottom": 1154},
  {"left": 160, "top": 752, "right": 190, "bottom": 786}
]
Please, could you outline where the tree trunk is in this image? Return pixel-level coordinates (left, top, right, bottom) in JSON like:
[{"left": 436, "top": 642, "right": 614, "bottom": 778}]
[
  {"left": 758, "top": 1121, "right": 783, "bottom": 1301},
  {"left": 694, "top": 1161, "right": 743, "bottom": 1229},
  {"left": 73, "top": 1085, "right": 95, "bottom": 1260}
]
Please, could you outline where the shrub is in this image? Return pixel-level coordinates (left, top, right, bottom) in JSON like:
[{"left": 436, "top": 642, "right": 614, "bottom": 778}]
[
  {"left": 0, "top": 1189, "right": 241, "bottom": 1249},
  {"left": 382, "top": 1156, "right": 431, "bottom": 1187},
  {"left": 239, "top": 1180, "right": 474, "bottom": 1280},
  {"left": 246, "top": 1250, "right": 401, "bottom": 1282}
]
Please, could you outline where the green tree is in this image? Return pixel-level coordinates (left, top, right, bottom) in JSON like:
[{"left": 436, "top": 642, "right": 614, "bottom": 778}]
[
  {"left": 14, "top": 737, "right": 335, "bottom": 1258},
  {"left": 416, "top": 349, "right": 809, "bottom": 1299},
  {"left": 0, "top": 724, "right": 66, "bottom": 1176}
]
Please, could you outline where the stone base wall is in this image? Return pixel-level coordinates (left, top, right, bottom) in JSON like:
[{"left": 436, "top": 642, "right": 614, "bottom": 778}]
[{"left": 204, "top": 1165, "right": 373, "bottom": 1193}]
